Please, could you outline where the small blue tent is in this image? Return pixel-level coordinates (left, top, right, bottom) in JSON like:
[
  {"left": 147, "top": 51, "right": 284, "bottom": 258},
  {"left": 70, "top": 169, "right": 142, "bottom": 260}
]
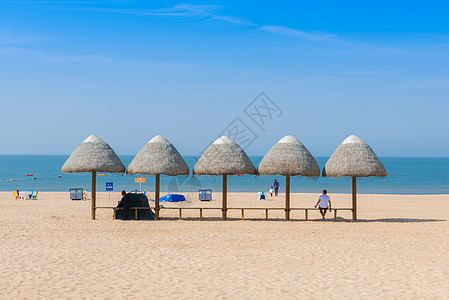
[{"left": 159, "top": 194, "right": 186, "bottom": 202}]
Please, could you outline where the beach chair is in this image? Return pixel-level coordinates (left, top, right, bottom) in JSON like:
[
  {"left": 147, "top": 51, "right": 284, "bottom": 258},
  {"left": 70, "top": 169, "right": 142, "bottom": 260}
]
[
  {"left": 258, "top": 191, "right": 266, "bottom": 200},
  {"left": 30, "top": 190, "right": 38, "bottom": 200},
  {"left": 13, "top": 190, "right": 19, "bottom": 200}
]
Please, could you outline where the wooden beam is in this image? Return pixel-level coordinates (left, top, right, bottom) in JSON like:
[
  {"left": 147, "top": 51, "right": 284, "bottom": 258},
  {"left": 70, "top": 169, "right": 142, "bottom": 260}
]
[
  {"left": 91, "top": 171, "right": 96, "bottom": 220},
  {"left": 155, "top": 174, "right": 160, "bottom": 220},
  {"left": 352, "top": 176, "right": 357, "bottom": 221},
  {"left": 222, "top": 174, "right": 227, "bottom": 220},
  {"left": 285, "top": 175, "right": 291, "bottom": 220}
]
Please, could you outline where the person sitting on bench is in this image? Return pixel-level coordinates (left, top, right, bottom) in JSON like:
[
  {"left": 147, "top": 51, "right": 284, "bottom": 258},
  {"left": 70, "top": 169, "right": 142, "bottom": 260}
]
[
  {"left": 314, "top": 190, "right": 331, "bottom": 219},
  {"left": 117, "top": 190, "right": 132, "bottom": 220}
]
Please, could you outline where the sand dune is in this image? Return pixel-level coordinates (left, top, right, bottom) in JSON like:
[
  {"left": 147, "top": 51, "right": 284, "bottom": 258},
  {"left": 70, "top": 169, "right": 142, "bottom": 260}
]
[{"left": 1, "top": 191, "right": 448, "bottom": 299}]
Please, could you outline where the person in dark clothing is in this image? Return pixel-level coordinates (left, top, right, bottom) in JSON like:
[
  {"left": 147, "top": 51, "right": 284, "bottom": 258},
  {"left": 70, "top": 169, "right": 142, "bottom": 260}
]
[
  {"left": 117, "top": 190, "right": 132, "bottom": 220},
  {"left": 273, "top": 179, "right": 280, "bottom": 196}
]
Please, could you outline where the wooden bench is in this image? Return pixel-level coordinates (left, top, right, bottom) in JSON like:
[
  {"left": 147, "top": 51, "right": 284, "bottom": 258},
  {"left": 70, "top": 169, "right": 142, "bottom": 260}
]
[
  {"left": 95, "top": 206, "right": 353, "bottom": 221},
  {"left": 158, "top": 207, "right": 353, "bottom": 221},
  {"left": 96, "top": 206, "right": 154, "bottom": 220}
]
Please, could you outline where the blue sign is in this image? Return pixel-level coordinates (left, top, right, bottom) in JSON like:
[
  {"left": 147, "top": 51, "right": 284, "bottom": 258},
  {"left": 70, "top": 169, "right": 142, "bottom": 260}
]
[{"left": 106, "top": 182, "right": 113, "bottom": 191}]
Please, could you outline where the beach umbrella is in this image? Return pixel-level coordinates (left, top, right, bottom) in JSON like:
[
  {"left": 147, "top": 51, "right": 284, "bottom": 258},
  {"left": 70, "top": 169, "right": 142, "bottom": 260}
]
[
  {"left": 322, "top": 135, "right": 387, "bottom": 220},
  {"left": 62, "top": 135, "right": 125, "bottom": 220},
  {"left": 193, "top": 136, "right": 256, "bottom": 220},
  {"left": 258, "top": 135, "right": 320, "bottom": 220},
  {"left": 127, "top": 135, "right": 189, "bottom": 220}
]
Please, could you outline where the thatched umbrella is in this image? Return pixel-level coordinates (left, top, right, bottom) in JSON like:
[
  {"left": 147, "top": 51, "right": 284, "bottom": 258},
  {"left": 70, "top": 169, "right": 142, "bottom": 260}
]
[
  {"left": 322, "top": 135, "right": 387, "bottom": 220},
  {"left": 127, "top": 135, "right": 189, "bottom": 220},
  {"left": 62, "top": 135, "right": 125, "bottom": 220},
  {"left": 193, "top": 136, "right": 256, "bottom": 220},
  {"left": 258, "top": 135, "right": 320, "bottom": 220}
]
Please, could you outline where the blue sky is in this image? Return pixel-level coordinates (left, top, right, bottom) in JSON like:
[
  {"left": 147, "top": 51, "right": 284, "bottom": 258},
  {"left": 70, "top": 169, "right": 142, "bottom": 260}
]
[{"left": 0, "top": 0, "right": 448, "bottom": 157}]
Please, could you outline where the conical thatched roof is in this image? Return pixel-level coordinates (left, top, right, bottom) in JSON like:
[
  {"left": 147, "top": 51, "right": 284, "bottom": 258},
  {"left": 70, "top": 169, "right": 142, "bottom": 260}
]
[
  {"left": 193, "top": 136, "right": 256, "bottom": 175},
  {"left": 258, "top": 135, "right": 320, "bottom": 176},
  {"left": 127, "top": 135, "right": 189, "bottom": 175},
  {"left": 322, "top": 135, "right": 387, "bottom": 177},
  {"left": 62, "top": 135, "right": 125, "bottom": 173}
]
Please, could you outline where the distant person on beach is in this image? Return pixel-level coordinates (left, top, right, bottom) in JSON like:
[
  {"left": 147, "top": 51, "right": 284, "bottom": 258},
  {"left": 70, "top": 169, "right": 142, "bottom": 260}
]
[
  {"left": 117, "top": 190, "right": 131, "bottom": 220},
  {"left": 273, "top": 179, "right": 280, "bottom": 196},
  {"left": 269, "top": 187, "right": 274, "bottom": 197},
  {"left": 315, "top": 190, "right": 331, "bottom": 219}
]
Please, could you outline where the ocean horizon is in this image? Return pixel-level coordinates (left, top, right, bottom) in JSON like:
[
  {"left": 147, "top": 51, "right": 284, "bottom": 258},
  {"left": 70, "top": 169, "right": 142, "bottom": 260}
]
[{"left": 1, "top": 155, "right": 448, "bottom": 195}]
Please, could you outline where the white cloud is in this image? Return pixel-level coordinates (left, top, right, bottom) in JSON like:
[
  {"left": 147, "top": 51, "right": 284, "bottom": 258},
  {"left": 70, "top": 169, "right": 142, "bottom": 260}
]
[
  {"left": 0, "top": 31, "right": 53, "bottom": 45},
  {"left": 261, "top": 25, "right": 337, "bottom": 41},
  {"left": 82, "top": 5, "right": 334, "bottom": 40},
  {"left": 0, "top": 46, "right": 43, "bottom": 57},
  {"left": 0, "top": 45, "right": 112, "bottom": 63},
  {"left": 46, "top": 53, "right": 112, "bottom": 62},
  {"left": 81, "top": 4, "right": 252, "bottom": 25},
  {"left": 98, "top": 4, "right": 221, "bottom": 17}
]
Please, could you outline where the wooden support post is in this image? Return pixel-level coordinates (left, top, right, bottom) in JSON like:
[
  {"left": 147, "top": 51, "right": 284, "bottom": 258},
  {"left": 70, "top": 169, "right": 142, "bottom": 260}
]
[
  {"left": 135, "top": 208, "right": 138, "bottom": 220},
  {"left": 334, "top": 209, "right": 337, "bottom": 220},
  {"left": 285, "top": 175, "right": 291, "bottom": 220},
  {"left": 265, "top": 209, "right": 268, "bottom": 220},
  {"left": 200, "top": 208, "right": 203, "bottom": 220},
  {"left": 222, "top": 174, "right": 227, "bottom": 220},
  {"left": 352, "top": 177, "right": 357, "bottom": 221},
  {"left": 91, "top": 171, "right": 96, "bottom": 220},
  {"left": 179, "top": 208, "right": 182, "bottom": 220},
  {"left": 155, "top": 174, "right": 160, "bottom": 220},
  {"left": 305, "top": 209, "right": 308, "bottom": 220},
  {"left": 241, "top": 209, "right": 244, "bottom": 220}
]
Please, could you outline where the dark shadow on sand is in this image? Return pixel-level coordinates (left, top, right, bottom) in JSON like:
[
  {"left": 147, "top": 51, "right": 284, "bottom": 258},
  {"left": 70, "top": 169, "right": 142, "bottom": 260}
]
[
  {"left": 356, "top": 218, "right": 446, "bottom": 223},
  {"left": 159, "top": 216, "right": 304, "bottom": 222},
  {"left": 156, "top": 217, "right": 447, "bottom": 223}
]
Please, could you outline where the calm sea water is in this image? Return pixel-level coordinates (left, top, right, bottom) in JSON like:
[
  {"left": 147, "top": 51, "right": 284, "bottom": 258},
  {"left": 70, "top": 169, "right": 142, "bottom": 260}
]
[{"left": 0, "top": 155, "right": 448, "bottom": 195}]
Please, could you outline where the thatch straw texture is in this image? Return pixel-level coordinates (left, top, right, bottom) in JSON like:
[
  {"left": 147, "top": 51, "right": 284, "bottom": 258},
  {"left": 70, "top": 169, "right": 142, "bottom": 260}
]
[
  {"left": 322, "top": 135, "right": 387, "bottom": 177},
  {"left": 62, "top": 135, "right": 125, "bottom": 173},
  {"left": 127, "top": 135, "right": 189, "bottom": 175},
  {"left": 193, "top": 136, "right": 256, "bottom": 175},
  {"left": 258, "top": 135, "right": 320, "bottom": 176}
]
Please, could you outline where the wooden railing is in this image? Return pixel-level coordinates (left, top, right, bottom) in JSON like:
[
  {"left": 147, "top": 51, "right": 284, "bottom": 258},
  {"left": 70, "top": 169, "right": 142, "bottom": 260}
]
[
  {"left": 159, "top": 207, "right": 353, "bottom": 221},
  {"left": 95, "top": 206, "right": 353, "bottom": 221}
]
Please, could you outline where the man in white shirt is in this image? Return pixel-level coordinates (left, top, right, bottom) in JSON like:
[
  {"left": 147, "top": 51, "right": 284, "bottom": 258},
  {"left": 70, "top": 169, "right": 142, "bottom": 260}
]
[{"left": 314, "top": 190, "right": 331, "bottom": 219}]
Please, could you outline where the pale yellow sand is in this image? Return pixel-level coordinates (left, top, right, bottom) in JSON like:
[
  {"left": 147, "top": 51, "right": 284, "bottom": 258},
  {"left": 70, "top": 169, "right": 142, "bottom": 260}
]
[{"left": 1, "top": 191, "right": 448, "bottom": 299}]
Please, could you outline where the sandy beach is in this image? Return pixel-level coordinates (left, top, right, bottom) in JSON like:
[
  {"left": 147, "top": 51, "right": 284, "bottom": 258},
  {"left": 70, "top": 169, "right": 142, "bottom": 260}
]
[{"left": 1, "top": 191, "right": 448, "bottom": 299}]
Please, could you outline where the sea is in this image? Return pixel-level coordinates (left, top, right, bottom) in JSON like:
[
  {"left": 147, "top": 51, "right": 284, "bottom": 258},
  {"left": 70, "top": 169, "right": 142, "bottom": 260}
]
[{"left": 1, "top": 155, "right": 448, "bottom": 195}]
